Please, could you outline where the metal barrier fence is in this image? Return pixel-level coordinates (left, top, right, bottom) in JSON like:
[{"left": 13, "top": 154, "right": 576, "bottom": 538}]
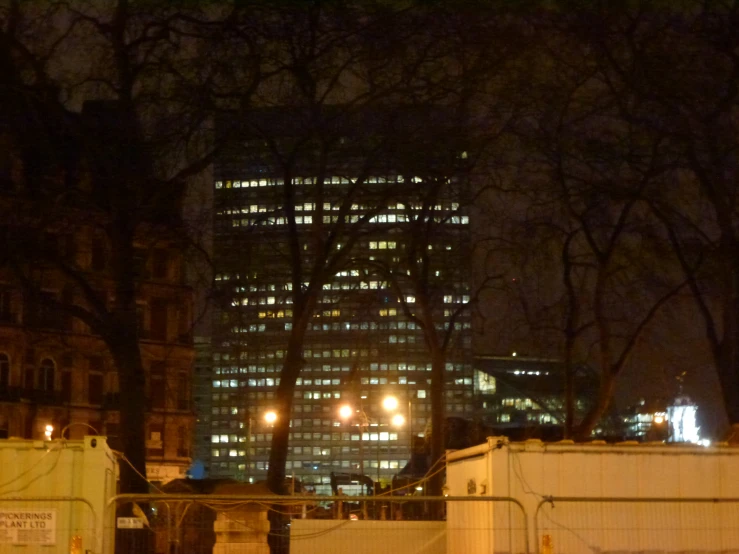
[
  {"left": 107, "top": 494, "right": 528, "bottom": 554},
  {"left": 534, "top": 497, "right": 739, "bottom": 554},
  {"left": 0, "top": 497, "right": 98, "bottom": 554},
  {"left": 106, "top": 493, "right": 739, "bottom": 554}
]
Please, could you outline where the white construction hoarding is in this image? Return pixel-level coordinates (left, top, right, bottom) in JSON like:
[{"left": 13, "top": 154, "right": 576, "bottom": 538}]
[
  {"left": 0, "top": 436, "right": 117, "bottom": 554},
  {"left": 446, "top": 437, "right": 739, "bottom": 554}
]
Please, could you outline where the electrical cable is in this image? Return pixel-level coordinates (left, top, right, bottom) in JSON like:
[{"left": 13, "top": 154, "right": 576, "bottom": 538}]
[
  {"left": 112, "top": 450, "right": 165, "bottom": 494},
  {"left": 0, "top": 441, "right": 65, "bottom": 493},
  {"left": 0, "top": 442, "right": 65, "bottom": 496}
]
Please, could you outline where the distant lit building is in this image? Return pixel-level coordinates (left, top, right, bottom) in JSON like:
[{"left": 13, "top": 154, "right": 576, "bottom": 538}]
[
  {"left": 205, "top": 107, "right": 475, "bottom": 489},
  {"left": 474, "top": 355, "right": 598, "bottom": 439},
  {"left": 624, "top": 396, "right": 701, "bottom": 444},
  {"left": 667, "top": 396, "right": 700, "bottom": 443},
  {"left": 191, "top": 336, "right": 213, "bottom": 478}
]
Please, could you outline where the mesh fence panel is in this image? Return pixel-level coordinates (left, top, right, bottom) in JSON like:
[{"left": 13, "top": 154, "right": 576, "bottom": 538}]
[
  {"left": 535, "top": 498, "right": 739, "bottom": 554},
  {"left": 109, "top": 495, "right": 526, "bottom": 554}
]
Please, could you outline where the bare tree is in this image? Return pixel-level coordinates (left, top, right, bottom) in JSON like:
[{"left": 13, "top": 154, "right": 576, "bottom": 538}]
[
  {"left": 483, "top": 12, "right": 687, "bottom": 438},
  {"left": 566, "top": 0, "right": 739, "bottom": 439},
  {"left": 0, "top": 0, "right": 260, "bottom": 498}
]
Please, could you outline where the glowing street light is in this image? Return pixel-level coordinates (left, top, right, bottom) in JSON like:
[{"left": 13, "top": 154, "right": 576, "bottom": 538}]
[
  {"left": 264, "top": 411, "right": 277, "bottom": 425},
  {"left": 391, "top": 413, "right": 405, "bottom": 427},
  {"left": 44, "top": 424, "right": 53, "bottom": 440},
  {"left": 382, "top": 395, "right": 399, "bottom": 412},
  {"left": 338, "top": 404, "right": 353, "bottom": 420}
]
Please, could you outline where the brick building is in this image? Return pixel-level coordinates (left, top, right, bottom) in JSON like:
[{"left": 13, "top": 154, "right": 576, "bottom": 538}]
[{"left": 0, "top": 100, "right": 194, "bottom": 483}]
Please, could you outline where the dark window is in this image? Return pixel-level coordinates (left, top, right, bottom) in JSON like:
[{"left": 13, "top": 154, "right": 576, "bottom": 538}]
[
  {"left": 177, "top": 426, "right": 189, "bottom": 457},
  {"left": 88, "top": 356, "right": 105, "bottom": 373},
  {"left": 24, "top": 291, "right": 66, "bottom": 330},
  {"left": 136, "top": 304, "right": 147, "bottom": 338},
  {"left": 24, "top": 368, "right": 34, "bottom": 389},
  {"left": 106, "top": 422, "right": 121, "bottom": 450},
  {"left": 0, "top": 290, "right": 13, "bottom": 323},
  {"left": 62, "top": 234, "right": 76, "bottom": 260},
  {"left": 0, "top": 354, "right": 9, "bottom": 389},
  {"left": 150, "top": 361, "right": 166, "bottom": 410},
  {"left": 176, "top": 373, "right": 188, "bottom": 410},
  {"left": 39, "top": 359, "right": 55, "bottom": 391},
  {"left": 61, "top": 371, "right": 72, "bottom": 403},
  {"left": 60, "top": 287, "right": 74, "bottom": 331},
  {"left": 152, "top": 250, "right": 169, "bottom": 279},
  {"left": 150, "top": 299, "right": 168, "bottom": 341},
  {"left": 88, "top": 373, "right": 103, "bottom": 405},
  {"left": 133, "top": 248, "right": 148, "bottom": 279},
  {"left": 41, "top": 232, "right": 58, "bottom": 256},
  {"left": 91, "top": 237, "right": 106, "bottom": 271}
]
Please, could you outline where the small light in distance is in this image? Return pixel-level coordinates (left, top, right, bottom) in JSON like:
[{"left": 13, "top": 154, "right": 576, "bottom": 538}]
[
  {"left": 338, "top": 405, "right": 353, "bottom": 419},
  {"left": 44, "top": 424, "right": 53, "bottom": 440},
  {"left": 653, "top": 413, "right": 665, "bottom": 425},
  {"left": 264, "top": 411, "right": 277, "bottom": 424}
]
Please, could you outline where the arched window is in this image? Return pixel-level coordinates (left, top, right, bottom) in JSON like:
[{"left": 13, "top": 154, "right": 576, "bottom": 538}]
[
  {"left": 39, "top": 358, "right": 55, "bottom": 391},
  {"left": 0, "top": 353, "right": 9, "bottom": 389}
]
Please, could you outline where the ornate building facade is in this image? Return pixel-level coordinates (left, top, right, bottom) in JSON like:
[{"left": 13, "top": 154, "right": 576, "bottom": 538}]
[{"left": 0, "top": 101, "right": 194, "bottom": 483}]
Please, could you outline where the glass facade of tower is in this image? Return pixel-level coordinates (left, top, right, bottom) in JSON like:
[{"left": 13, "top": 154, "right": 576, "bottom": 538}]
[{"left": 206, "top": 111, "right": 475, "bottom": 491}]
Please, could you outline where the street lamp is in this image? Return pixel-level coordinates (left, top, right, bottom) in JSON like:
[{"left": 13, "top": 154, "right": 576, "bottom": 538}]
[
  {"left": 338, "top": 404, "right": 353, "bottom": 420},
  {"left": 381, "top": 394, "right": 414, "bottom": 478},
  {"left": 338, "top": 403, "right": 369, "bottom": 477},
  {"left": 264, "top": 410, "right": 277, "bottom": 425},
  {"left": 391, "top": 414, "right": 405, "bottom": 427},
  {"left": 382, "top": 396, "right": 399, "bottom": 412}
]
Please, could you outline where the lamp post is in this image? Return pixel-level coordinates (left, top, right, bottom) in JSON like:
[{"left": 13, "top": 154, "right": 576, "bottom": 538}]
[
  {"left": 339, "top": 404, "right": 368, "bottom": 477},
  {"left": 243, "top": 410, "right": 278, "bottom": 483},
  {"left": 243, "top": 416, "right": 253, "bottom": 483},
  {"left": 381, "top": 395, "right": 407, "bottom": 482}
]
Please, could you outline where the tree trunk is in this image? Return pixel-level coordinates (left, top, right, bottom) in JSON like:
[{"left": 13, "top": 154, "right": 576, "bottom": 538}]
[
  {"left": 109, "top": 329, "right": 149, "bottom": 494},
  {"left": 716, "top": 254, "right": 739, "bottom": 437},
  {"left": 266, "top": 337, "right": 305, "bottom": 495},
  {"left": 266, "top": 308, "right": 314, "bottom": 554},
  {"left": 574, "top": 372, "right": 616, "bottom": 441},
  {"left": 108, "top": 219, "right": 150, "bottom": 494},
  {"left": 429, "top": 348, "right": 445, "bottom": 499},
  {"left": 563, "top": 352, "right": 575, "bottom": 440},
  {"left": 267, "top": 295, "right": 316, "bottom": 494}
]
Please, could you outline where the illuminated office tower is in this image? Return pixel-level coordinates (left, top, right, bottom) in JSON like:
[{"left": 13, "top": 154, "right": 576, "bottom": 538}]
[{"left": 206, "top": 107, "right": 475, "bottom": 490}]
